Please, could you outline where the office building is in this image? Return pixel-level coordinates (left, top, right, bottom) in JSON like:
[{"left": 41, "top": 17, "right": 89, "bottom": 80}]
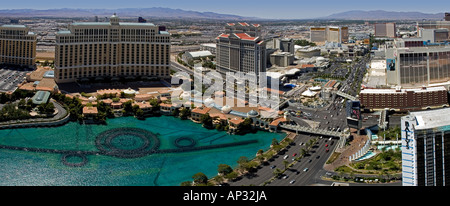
[
  {"left": 374, "top": 23, "right": 397, "bottom": 38},
  {"left": 359, "top": 86, "right": 448, "bottom": 111},
  {"left": 54, "top": 13, "right": 170, "bottom": 83},
  {"left": 401, "top": 108, "right": 450, "bottom": 186},
  {"left": 310, "top": 26, "right": 349, "bottom": 43},
  {"left": 0, "top": 24, "right": 36, "bottom": 68}
]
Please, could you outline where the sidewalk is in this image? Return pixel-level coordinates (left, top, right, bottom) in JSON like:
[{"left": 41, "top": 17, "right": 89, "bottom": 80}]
[{"left": 324, "top": 128, "right": 368, "bottom": 171}]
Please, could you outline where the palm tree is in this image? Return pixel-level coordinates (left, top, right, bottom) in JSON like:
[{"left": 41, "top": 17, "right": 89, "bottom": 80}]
[
  {"left": 300, "top": 148, "right": 307, "bottom": 157},
  {"left": 273, "top": 168, "right": 283, "bottom": 177},
  {"left": 282, "top": 160, "right": 289, "bottom": 170}
]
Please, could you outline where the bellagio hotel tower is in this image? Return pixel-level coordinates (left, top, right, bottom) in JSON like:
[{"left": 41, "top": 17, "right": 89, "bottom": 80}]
[{"left": 55, "top": 14, "right": 170, "bottom": 83}]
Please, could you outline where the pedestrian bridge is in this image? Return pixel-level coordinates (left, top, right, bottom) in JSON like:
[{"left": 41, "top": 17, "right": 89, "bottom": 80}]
[
  {"left": 280, "top": 124, "right": 348, "bottom": 148},
  {"left": 335, "top": 91, "right": 357, "bottom": 101}
]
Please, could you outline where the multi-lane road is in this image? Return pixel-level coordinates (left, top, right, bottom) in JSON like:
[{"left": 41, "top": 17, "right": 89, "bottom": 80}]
[{"left": 228, "top": 133, "right": 338, "bottom": 186}]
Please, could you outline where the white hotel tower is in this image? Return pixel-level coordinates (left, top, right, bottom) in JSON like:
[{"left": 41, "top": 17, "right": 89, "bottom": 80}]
[{"left": 401, "top": 108, "right": 450, "bottom": 186}]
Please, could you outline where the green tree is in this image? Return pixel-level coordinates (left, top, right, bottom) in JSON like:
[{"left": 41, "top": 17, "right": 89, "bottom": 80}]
[
  {"left": 192, "top": 172, "right": 208, "bottom": 185},
  {"left": 122, "top": 101, "right": 133, "bottom": 114},
  {"left": 271, "top": 138, "right": 279, "bottom": 147},
  {"left": 218, "top": 164, "right": 233, "bottom": 176},
  {"left": 135, "top": 108, "right": 144, "bottom": 119},
  {"left": 200, "top": 113, "right": 213, "bottom": 128},
  {"left": 179, "top": 107, "right": 191, "bottom": 119},
  {"left": 294, "top": 39, "right": 316, "bottom": 46},
  {"left": 225, "top": 171, "right": 238, "bottom": 180},
  {"left": 132, "top": 104, "right": 140, "bottom": 114},
  {"left": 18, "top": 99, "right": 26, "bottom": 109},
  {"left": 44, "top": 102, "right": 55, "bottom": 114},
  {"left": 283, "top": 160, "right": 289, "bottom": 170},
  {"left": 180, "top": 181, "right": 192, "bottom": 186},
  {"left": 237, "top": 156, "right": 250, "bottom": 171}
]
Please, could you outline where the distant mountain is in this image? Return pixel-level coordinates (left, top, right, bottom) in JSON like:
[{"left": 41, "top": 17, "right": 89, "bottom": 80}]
[
  {"left": 321, "top": 10, "right": 445, "bottom": 20},
  {"left": 0, "top": 7, "right": 258, "bottom": 20}
]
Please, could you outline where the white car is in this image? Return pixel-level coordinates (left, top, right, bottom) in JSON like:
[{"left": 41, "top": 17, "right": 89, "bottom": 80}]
[
  {"left": 284, "top": 155, "right": 289, "bottom": 159},
  {"left": 289, "top": 180, "right": 295, "bottom": 184}
]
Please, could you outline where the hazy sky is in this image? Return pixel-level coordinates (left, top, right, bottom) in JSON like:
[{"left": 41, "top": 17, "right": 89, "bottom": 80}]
[{"left": 2, "top": 0, "right": 449, "bottom": 19}]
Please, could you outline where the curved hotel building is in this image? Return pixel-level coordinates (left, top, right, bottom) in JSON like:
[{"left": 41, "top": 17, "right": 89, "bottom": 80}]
[
  {"left": 0, "top": 25, "right": 36, "bottom": 68},
  {"left": 55, "top": 14, "right": 170, "bottom": 83}
]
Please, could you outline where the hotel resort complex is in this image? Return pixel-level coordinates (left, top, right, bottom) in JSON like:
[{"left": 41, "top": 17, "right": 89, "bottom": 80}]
[
  {"left": 54, "top": 14, "right": 170, "bottom": 83},
  {"left": 5, "top": 11, "right": 450, "bottom": 187},
  {"left": 216, "top": 23, "right": 266, "bottom": 78},
  {"left": 0, "top": 24, "right": 37, "bottom": 68}
]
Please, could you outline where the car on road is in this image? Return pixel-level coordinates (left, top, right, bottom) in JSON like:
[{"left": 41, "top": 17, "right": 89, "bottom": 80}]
[
  {"left": 284, "top": 155, "right": 289, "bottom": 159},
  {"left": 303, "top": 168, "right": 309, "bottom": 172},
  {"left": 325, "top": 144, "right": 328, "bottom": 147},
  {"left": 326, "top": 149, "right": 329, "bottom": 152},
  {"left": 292, "top": 153, "right": 297, "bottom": 157},
  {"left": 283, "top": 175, "right": 289, "bottom": 179},
  {"left": 289, "top": 180, "right": 295, "bottom": 184},
  {"left": 270, "top": 165, "right": 276, "bottom": 169}
]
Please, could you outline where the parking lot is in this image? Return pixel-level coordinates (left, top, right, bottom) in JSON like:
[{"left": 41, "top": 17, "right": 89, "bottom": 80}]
[{"left": 0, "top": 66, "right": 31, "bottom": 92}]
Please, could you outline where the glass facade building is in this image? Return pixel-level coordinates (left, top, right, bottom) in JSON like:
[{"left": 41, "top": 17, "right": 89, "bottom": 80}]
[{"left": 402, "top": 108, "right": 450, "bottom": 186}]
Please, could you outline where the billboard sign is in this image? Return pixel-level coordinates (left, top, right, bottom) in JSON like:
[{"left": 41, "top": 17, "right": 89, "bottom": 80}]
[{"left": 386, "top": 59, "right": 395, "bottom": 71}]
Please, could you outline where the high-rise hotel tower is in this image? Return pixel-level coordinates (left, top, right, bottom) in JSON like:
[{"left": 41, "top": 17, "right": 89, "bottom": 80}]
[
  {"left": 0, "top": 25, "right": 37, "bottom": 68},
  {"left": 402, "top": 108, "right": 450, "bottom": 186},
  {"left": 216, "top": 23, "right": 266, "bottom": 81},
  {"left": 55, "top": 14, "right": 170, "bottom": 83}
]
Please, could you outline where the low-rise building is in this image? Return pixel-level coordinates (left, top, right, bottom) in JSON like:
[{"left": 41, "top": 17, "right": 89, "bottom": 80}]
[
  {"left": 82, "top": 106, "right": 98, "bottom": 120},
  {"left": 359, "top": 86, "right": 448, "bottom": 111},
  {"left": 133, "top": 101, "right": 153, "bottom": 115},
  {"left": 182, "top": 50, "right": 213, "bottom": 64},
  {"left": 191, "top": 106, "right": 211, "bottom": 122}
]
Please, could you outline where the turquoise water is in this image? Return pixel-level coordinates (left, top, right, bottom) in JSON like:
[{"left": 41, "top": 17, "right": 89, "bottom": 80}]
[
  {"left": 355, "top": 151, "right": 376, "bottom": 161},
  {"left": 0, "top": 116, "right": 285, "bottom": 186},
  {"left": 377, "top": 145, "right": 400, "bottom": 151}
]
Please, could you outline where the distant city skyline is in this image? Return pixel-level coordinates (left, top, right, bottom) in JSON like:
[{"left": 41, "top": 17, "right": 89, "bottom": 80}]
[{"left": 1, "top": 0, "right": 449, "bottom": 19}]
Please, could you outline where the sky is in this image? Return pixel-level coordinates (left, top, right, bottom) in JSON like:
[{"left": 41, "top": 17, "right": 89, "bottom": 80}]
[{"left": 1, "top": 0, "right": 450, "bottom": 19}]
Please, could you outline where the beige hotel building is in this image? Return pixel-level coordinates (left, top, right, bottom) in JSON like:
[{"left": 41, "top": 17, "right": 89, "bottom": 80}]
[
  {"left": 55, "top": 14, "right": 170, "bottom": 83},
  {"left": 0, "top": 25, "right": 37, "bottom": 68}
]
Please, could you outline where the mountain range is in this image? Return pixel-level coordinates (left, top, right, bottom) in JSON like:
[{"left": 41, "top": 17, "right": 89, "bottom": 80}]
[
  {"left": 0, "top": 8, "right": 446, "bottom": 21},
  {"left": 0, "top": 7, "right": 256, "bottom": 20},
  {"left": 321, "top": 10, "right": 445, "bottom": 20}
]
